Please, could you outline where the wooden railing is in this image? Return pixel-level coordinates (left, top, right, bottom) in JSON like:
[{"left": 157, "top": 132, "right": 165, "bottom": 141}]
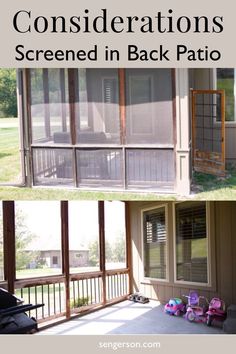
[
  {"left": 70, "top": 272, "right": 103, "bottom": 313},
  {"left": 15, "top": 275, "right": 66, "bottom": 322},
  {"left": 106, "top": 269, "right": 129, "bottom": 302},
  {"left": 14, "top": 269, "right": 130, "bottom": 325}
]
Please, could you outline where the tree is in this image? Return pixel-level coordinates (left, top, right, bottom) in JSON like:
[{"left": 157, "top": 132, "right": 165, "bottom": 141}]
[
  {"left": 105, "top": 240, "right": 113, "bottom": 262},
  {"left": 112, "top": 233, "right": 125, "bottom": 263},
  {"left": 88, "top": 240, "right": 99, "bottom": 267},
  {"left": 0, "top": 69, "right": 17, "bottom": 117},
  {"left": 15, "top": 209, "right": 39, "bottom": 270}
]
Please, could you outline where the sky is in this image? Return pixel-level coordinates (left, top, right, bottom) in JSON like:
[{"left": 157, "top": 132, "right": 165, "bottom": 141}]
[{"left": 14, "top": 201, "right": 125, "bottom": 250}]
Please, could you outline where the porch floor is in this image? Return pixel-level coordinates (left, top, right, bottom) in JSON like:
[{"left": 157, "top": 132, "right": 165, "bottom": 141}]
[{"left": 37, "top": 300, "right": 223, "bottom": 335}]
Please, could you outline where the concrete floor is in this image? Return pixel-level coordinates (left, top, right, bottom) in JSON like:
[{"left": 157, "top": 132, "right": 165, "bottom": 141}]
[{"left": 37, "top": 300, "right": 223, "bottom": 335}]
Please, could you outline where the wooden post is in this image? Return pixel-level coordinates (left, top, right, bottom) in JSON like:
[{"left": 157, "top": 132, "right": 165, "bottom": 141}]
[
  {"left": 25, "top": 69, "right": 33, "bottom": 187},
  {"left": 191, "top": 89, "right": 196, "bottom": 165},
  {"left": 118, "top": 68, "right": 126, "bottom": 145},
  {"left": 99, "top": 201, "right": 106, "bottom": 305},
  {"left": 68, "top": 69, "right": 78, "bottom": 187},
  {"left": 125, "top": 202, "right": 133, "bottom": 295},
  {"left": 68, "top": 69, "right": 77, "bottom": 145},
  {"left": 3, "top": 201, "right": 15, "bottom": 294},
  {"left": 61, "top": 201, "right": 70, "bottom": 319},
  {"left": 43, "top": 69, "right": 51, "bottom": 139},
  {"left": 220, "top": 90, "right": 226, "bottom": 174},
  {"left": 60, "top": 69, "right": 67, "bottom": 132}
]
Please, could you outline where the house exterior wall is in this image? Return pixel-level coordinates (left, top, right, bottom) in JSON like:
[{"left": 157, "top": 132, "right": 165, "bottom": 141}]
[
  {"left": 41, "top": 251, "right": 62, "bottom": 268},
  {"left": 129, "top": 201, "right": 236, "bottom": 306},
  {"left": 190, "top": 68, "right": 236, "bottom": 165},
  {"left": 40, "top": 250, "right": 89, "bottom": 268},
  {"left": 69, "top": 250, "right": 89, "bottom": 267}
]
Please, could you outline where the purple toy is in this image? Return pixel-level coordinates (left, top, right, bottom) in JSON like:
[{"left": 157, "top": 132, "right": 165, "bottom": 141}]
[{"left": 183, "top": 291, "right": 208, "bottom": 323}]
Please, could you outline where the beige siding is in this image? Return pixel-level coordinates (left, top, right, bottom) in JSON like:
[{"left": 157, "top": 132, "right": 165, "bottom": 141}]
[
  {"left": 129, "top": 201, "right": 236, "bottom": 306},
  {"left": 226, "top": 125, "right": 236, "bottom": 164},
  {"left": 215, "top": 202, "right": 236, "bottom": 304}
]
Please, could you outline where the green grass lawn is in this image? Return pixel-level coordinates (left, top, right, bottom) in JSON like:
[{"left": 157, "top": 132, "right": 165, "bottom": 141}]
[
  {"left": 192, "top": 169, "right": 236, "bottom": 200},
  {"left": 16, "top": 266, "right": 99, "bottom": 279},
  {"left": 0, "top": 186, "right": 175, "bottom": 201},
  {"left": 0, "top": 118, "right": 21, "bottom": 183}
]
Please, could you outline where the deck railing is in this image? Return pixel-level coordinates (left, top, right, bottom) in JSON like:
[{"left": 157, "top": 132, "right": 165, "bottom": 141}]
[
  {"left": 106, "top": 269, "right": 129, "bottom": 302},
  {"left": 14, "top": 269, "right": 130, "bottom": 324},
  {"left": 70, "top": 272, "right": 103, "bottom": 313},
  {"left": 15, "top": 276, "right": 66, "bottom": 322}
]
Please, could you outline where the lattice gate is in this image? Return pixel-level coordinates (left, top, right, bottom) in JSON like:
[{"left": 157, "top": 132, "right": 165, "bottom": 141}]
[{"left": 192, "top": 89, "right": 225, "bottom": 176}]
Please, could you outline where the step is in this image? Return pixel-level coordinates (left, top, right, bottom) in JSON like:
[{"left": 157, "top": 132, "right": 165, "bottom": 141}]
[
  {"left": 223, "top": 318, "right": 236, "bottom": 334},
  {"left": 227, "top": 305, "right": 236, "bottom": 318}
]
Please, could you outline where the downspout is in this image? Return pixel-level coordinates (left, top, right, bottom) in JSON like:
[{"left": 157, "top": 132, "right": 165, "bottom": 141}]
[
  {"left": 17, "top": 69, "right": 26, "bottom": 186},
  {"left": 20, "top": 68, "right": 32, "bottom": 187}
]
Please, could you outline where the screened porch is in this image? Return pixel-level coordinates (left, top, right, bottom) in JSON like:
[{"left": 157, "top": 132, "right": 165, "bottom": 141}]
[
  {"left": 18, "top": 68, "right": 176, "bottom": 191},
  {"left": 0, "top": 201, "right": 132, "bottom": 327}
]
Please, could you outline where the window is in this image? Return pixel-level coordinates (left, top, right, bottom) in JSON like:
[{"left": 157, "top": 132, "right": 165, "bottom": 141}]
[
  {"left": 105, "top": 201, "right": 126, "bottom": 270},
  {"left": 15, "top": 201, "right": 62, "bottom": 279},
  {"left": 52, "top": 256, "right": 59, "bottom": 266},
  {"left": 0, "top": 202, "right": 3, "bottom": 281},
  {"left": 143, "top": 206, "right": 167, "bottom": 280},
  {"left": 68, "top": 201, "right": 99, "bottom": 273},
  {"left": 175, "top": 202, "right": 208, "bottom": 284},
  {"left": 216, "top": 68, "right": 236, "bottom": 122}
]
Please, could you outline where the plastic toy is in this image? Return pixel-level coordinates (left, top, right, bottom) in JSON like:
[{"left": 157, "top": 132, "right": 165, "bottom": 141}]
[
  {"left": 206, "top": 298, "right": 226, "bottom": 326},
  {"left": 164, "top": 298, "right": 186, "bottom": 316},
  {"left": 183, "top": 291, "right": 208, "bottom": 323}
]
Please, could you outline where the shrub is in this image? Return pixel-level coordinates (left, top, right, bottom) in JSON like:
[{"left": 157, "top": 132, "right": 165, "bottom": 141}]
[{"left": 70, "top": 297, "right": 89, "bottom": 309}]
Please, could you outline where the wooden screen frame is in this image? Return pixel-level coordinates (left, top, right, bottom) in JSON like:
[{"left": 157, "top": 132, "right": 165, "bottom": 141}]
[
  {"left": 24, "top": 68, "right": 177, "bottom": 191},
  {"left": 191, "top": 89, "right": 225, "bottom": 176}
]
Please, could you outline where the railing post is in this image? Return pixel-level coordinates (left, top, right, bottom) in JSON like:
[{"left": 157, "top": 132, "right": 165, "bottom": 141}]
[
  {"left": 99, "top": 201, "right": 106, "bottom": 305},
  {"left": 61, "top": 201, "right": 70, "bottom": 319},
  {"left": 125, "top": 202, "right": 133, "bottom": 295},
  {"left": 3, "top": 201, "right": 15, "bottom": 294}
]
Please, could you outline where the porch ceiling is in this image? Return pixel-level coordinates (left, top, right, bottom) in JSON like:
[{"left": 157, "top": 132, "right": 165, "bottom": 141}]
[{"left": 37, "top": 300, "right": 223, "bottom": 335}]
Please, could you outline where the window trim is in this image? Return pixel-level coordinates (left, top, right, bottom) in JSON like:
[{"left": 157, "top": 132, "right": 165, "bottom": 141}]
[
  {"left": 173, "top": 201, "right": 212, "bottom": 287},
  {"left": 141, "top": 204, "right": 169, "bottom": 283},
  {"left": 213, "top": 68, "right": 236, "bottom": 124}
]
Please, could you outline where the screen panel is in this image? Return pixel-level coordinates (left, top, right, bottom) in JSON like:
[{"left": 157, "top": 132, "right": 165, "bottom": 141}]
[
  {"left": 30, "top": 69, "right": 70, "bottom": 144},
  {"left": 76, "top": 149, "right": 123, "bottom": 188},
  {"left": 125, "top": 69, "right": 174, "bottom": 144},
  {"left": 75, "top": 69, "right": 120, "bottom": 144},
  {"left": 126, "top": 149, "right": 175, "bottom": 189},
  {"left": 32, "top": 147, "right": 74, "bottom": 186}
]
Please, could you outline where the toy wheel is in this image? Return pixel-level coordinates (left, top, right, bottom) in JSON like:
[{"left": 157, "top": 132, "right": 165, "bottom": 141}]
[
  {"left": 186, "top": 311, "right": 195, "bottom": 322},
  {"left": 175, "top": 310, "right": 181, "bottom": 316},
  {"left": 207, "top": 316, "right": 212, "bottom": 326}
]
